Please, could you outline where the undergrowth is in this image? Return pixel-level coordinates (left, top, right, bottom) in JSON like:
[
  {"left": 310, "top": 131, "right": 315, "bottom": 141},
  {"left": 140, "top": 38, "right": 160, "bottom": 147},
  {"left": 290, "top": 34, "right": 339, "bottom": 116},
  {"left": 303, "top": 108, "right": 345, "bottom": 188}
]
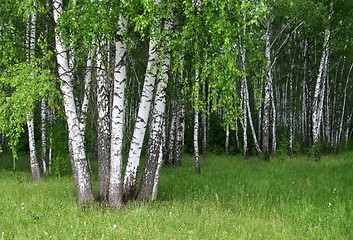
[{"left": 0, "top": 152, "right": 352, "bottom": 239}]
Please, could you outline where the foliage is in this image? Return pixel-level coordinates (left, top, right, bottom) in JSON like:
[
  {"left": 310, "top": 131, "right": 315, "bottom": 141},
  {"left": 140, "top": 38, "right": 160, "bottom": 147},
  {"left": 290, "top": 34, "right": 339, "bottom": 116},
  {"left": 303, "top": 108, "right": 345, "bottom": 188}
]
[
  {"left": 0, "top": 58, "right": 60, "bottom": 160},
  {"left": 50, "top": 122, "right": 71, "bottom": 177}
]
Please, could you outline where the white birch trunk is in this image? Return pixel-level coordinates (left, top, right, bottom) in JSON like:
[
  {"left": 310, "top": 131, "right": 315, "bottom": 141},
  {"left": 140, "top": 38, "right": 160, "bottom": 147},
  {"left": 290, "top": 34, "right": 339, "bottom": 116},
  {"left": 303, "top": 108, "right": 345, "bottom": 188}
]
[
  {"left": 41, "top": 99, "right": 47, "bottom": 174},
  {"left": 175, "top": 54, "right": 186, "bottom": 167},
  {"left": 27, "top": 116, "right": 42, "bottom": 181},
  {"left": 270, "top": 70, "right": 277, "bottom": 156},
  {"left": 225, "top": 125, "right": 230, "bottom": 156},
  {"left": 241, "top": 47, "right": 248, "bottom": 158},
  {"left": 97, "top": 44, "right": 111, "bottom": 202},
  {"left": 241, "top": 80, "right": 248, "bottom": 158},
  {"left": 48, "top": 107, "right": 54, "bottom": 174},
  {"left": 53, "top": 0, "right": 93, "bottom": 203},
  {"left": 167, "top": 102, "right": 176, "bottom": 166},
  {"left": 262, "top": 20, "right": 272, "bottom": 160},
  {"left": 202, "top": 80, "right": 207, "bottom": 156},
  {"left": 194, "top": 68, "right": 201, "bottom": 173},
  {"left": 289, "top": 56, "right": 294, "bottom": 155},
  {"left": 242, "top": 46, "right": 261, "bottom": 154},
  {"left": 257, "top": 80, "right": 263, "bottom": 144},
  {"left": 26, "top": 4, "right": 41, "bottom": 180},
  {"left": 123, "top": 34, "right": 158, "bottom": 201},
  {"left": 138, "top": 15, "right": 171, "bottom": 201},
  {"left": 138, "top": 17, "right": 172, "bottom": 200},
  {"left": 151, "top": 132, "right": 164, "bottom": 201},
  {"left": 317, "top": 62, "right": 328, "bottom": 145},
  {"left": 345, "top": 111, "right": 353, "bottom": 142},
  {"left": 312, "top": 18, "right": 331, "bottom": 146},
  {"left": 108, "top": 18, "right": 127, "bottom": 208},
  {"left": 79, "top": 50, "right": 94, "bottom": 133},
  {"left": 338, "top": 63, "right": 353, "bottom": 144},
  {"left": 302, "top": 40, "right": 308, "bottom": 149},
  {"left": 325, "top": 70, "right": 331, "bottom": 144},
  {"left": 235, "top": 119, "right": 240, "bottom": 149},
  {"left": 332, "top": 59, "right": 344, "bottom": 147},
  {"left": 175, "top": 98, "right": 185, "bottom": 167},
  {"left": 137, "top": 75, "right": 168, "bottom": 201},
  {"left": 151, "top": 118, "right": 166, "bottom": 201}
]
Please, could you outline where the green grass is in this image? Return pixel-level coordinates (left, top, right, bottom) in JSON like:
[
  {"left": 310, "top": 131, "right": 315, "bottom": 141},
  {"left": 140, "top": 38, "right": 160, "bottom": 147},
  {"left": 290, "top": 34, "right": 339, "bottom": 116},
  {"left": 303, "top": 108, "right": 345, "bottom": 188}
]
[{"left": 0, "top": 152, "right": 352, "bottom": 239}]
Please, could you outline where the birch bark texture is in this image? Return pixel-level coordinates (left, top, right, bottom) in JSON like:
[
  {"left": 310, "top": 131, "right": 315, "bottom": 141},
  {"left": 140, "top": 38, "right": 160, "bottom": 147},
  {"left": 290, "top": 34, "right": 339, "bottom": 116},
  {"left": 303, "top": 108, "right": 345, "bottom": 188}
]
[
  {"left": 194, "top": 67, "right": 201, "bottom": 174},
  {"left": 97, "top": 44, "right": 111, "bottom": 202},
  {"left": 312, "top": 2, "right": 333, "bottom": 148},
  {"left": 312, "top": 26, "right": 331, "bottom": 146},
  {"left": 108, "top": 15, "right": 127, "bottom": 209},
  {"left": 27, "top": 4, "right": 41, "bottom": 181},
  {"left": 262, "top": 19, "right": 272, "bottom": 160},
  {"left": 53, "top": 0, "right": 94, "bottom": 204},
  {"left": 41, "top": 99, "right": 47, "bottom": 174},
  {"left": 123, "top": 31, "right": 158, "bottom": 201},
  {"left": 138, "top": 17, "right": 172, "bottom": 201},
  {"left": 167, "top": 101, "right": 176, "bottom": 166},
  {"left": 137, "top": 55, "right": 169, "bottom": 201}
]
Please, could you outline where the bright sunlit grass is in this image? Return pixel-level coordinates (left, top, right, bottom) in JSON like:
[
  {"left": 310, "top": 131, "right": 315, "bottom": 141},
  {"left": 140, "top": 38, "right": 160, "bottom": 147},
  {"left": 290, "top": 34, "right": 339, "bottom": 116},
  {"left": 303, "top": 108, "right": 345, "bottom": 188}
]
[{"left": 0, "top": 151, "right": 352, "bottom": 239}]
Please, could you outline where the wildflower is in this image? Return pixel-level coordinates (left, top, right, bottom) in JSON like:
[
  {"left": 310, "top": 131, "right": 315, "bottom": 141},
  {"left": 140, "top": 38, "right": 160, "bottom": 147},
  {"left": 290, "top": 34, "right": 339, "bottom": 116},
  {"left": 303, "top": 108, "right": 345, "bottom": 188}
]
[{"left": 113, "top": 224, "right": 117, "bottom": 228}]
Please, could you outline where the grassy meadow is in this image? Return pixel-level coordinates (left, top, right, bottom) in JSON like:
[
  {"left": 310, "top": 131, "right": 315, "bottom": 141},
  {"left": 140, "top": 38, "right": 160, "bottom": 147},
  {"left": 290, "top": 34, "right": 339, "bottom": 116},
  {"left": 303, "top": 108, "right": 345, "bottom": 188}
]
[{"left": 0, "top": 152, "right": 352, "bottom": 239}]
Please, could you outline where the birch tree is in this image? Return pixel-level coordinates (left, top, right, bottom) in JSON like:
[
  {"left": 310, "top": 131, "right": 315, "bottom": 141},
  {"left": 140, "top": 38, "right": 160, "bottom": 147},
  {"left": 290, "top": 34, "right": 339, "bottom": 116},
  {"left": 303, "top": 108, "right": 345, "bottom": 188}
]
[
  {"left": 194, "top": 66, "right": 201, "bottom": 174},
  {"left": 262, "top": 19, "right": 272, "bottom": 160},
  {"left": 123, "top": 24, "right": 158, "bottom": 201},
  {"left": 138, "top": 33, "right": 171, "bottom": 200},
  {"left": 96, "top": 44, "right": 111, "bottom": 202},
  {"left": 108, "top": 14, "right": 127, "bottom": 209},
  {"left": 41, "top": 99, "right": 47, "bottom": 174},
  {"left": 312, "top": 27, "right": 331, "bottom": 147},
  {"left": 26, "top": 4, "right": 42, "bottom": 180},
  {"left": 53, "top": 0, "right": 94, "bottom": 204}
]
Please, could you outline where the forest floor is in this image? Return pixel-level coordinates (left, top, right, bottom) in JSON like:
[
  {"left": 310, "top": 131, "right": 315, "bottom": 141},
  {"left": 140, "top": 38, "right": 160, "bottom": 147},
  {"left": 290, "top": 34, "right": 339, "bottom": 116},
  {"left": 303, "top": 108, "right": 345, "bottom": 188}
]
[{"left": 0, "top": 151, "right": 352, "bottom": 239}]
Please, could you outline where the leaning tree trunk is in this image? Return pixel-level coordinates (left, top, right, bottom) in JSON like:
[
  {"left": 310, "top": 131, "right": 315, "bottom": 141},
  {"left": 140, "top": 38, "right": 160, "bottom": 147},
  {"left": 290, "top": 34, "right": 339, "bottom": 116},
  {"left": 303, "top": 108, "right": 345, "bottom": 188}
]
[
  {"left": 97, "top": 44, "right": 111, "bottom": 202},
  {"left": 108, "top": 18, "right": 127, "bottom": 209},
  {"left": 312, "top": 2, "right": 332, "bottom": 148},
  {"left": 137, "top": 63, "right": 169, "bottom": 201},
  {"left": 79, "top": 50, "right": 94, "bottom": 133},
  {"left": 338, "top": 63, "right": 353, "bottom": 145},
  {"left": 123, "top": 33, "right": 158, "bottom": 201},
  {"left": 151, "top": 122, "right": 165, "bottom": 201},
  {"left": 245, "top": 81, "right": 261, "bottom": 154},
  {"left": 53, "top": 0, "right": 94, "bottom": 204},
  {"left": 241, "top": 79, "right": 248, "bottom": 158},
  {"left": 241, "top": 43, "right": 261, "bottom": 156},
  {"left": 241, "top": 41, "right": 248, "bottom": 158},
  {"left": 138, "top": 18, "right": 171, "bottom": 201},
  {"left": 312, "top": 27, "right": 330, "bottom": 146}
]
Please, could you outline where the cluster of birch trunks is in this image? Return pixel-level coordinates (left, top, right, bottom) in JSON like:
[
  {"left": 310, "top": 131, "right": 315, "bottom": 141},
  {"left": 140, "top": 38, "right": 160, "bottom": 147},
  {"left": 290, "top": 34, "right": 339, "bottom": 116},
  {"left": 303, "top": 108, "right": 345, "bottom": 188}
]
[{"left": 2, "top": 0, "right": 352, "bottom": 207}]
